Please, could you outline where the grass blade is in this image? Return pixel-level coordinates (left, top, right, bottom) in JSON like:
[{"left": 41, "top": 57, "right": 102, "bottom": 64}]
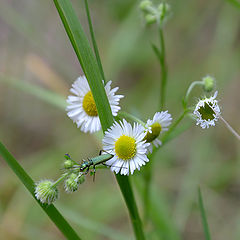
[
  {"left": 0, "top": 141, "right": 81, "bottom": 240},
  {"left": 53, "top": 0, "right": 145, "bottom": 239},
  {"left": 84, "top": 0, "right": 106, "bottom": 83},
  {"left": 198, "top": 187, "right": 211, "bottom": 240},
  {"left": 53, "top": 0, "right": 113, "bottom": 130}
]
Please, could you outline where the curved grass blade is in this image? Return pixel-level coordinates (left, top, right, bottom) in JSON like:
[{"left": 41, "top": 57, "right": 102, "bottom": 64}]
[
  {"left": 198, "top": 187, "right": 211, "bottom": 240},
  {"left": 0, "top": 141, "right": 81, "bottom": 240}
]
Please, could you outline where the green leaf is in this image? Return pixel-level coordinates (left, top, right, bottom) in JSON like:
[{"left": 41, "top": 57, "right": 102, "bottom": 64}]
[
  {"left": 198, "top": 187, "right": 211, "bottom": 240},
  {"left": 0, "top": 141, "right": 81, "bottom": 240}
]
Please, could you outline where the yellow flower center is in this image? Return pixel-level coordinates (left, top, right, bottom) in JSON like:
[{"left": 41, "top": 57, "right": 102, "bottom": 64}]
[
  {"left": 144, "top": 122, "right": 161, "bottom": 143},
  {"left": 82, "top": 91, "right": 98, "bottom": 116},
  {"left": 115, "top": 135, "right": 136, "bottom": 160}
]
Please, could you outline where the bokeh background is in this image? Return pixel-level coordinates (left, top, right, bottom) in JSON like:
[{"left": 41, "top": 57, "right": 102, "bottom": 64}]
[{"left": 0, "top": 0, "right": 240, "bottom": 239}]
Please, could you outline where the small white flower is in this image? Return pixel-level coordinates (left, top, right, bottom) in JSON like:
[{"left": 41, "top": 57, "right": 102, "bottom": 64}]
[
  {"left": 193, "top": 91, "right": 221, "bottom": 129},
  {"left": 66, "top": 76, "right": 124, "bottom": 133},
  {"left": 35, "top": 180, "right": 58, "bottom": 205},
  {"left": 144, "top": 111, "right": 172, "bottom": 153},
  {"left": 102, "top": 119, "right": 150, "bottom": 175}
]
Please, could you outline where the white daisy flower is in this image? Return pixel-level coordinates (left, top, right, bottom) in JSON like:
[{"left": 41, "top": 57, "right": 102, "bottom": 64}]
[
  {"left": 193, "top": 91, "right": 221, "bottom": 129},
  {"left": 144, "top": 111, "right": 172, "bottom": 153},
  {"left": 66, "top": 76, "right": 124, "bottom": 133},
  {"left": 102, "top": 119, "right": 150, "bottom": 175}
]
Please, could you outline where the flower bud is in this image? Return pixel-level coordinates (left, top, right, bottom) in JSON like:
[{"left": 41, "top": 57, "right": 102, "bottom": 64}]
[
  {"left": 202, "top": 75, "right": 215, "bottom": 92},
  {"left": 158, "top": 3, "right": 171, "bottom": 24},
  {"left": 64, "top": 173, "right": 79, "bottom": 193},
  {"left": 35, "top": 180, "right": 58, "bottom": 205},
  {"left": 64, "top": 159, "right": 74, "bottom": 169},
  {"left": 145, "top": 14, "right": 157, "bottom": 25},
  {"left": 139, "top": 0, "right": 153, "bottom": 12}
]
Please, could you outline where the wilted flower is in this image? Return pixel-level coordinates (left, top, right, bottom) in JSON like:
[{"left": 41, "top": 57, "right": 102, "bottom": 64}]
[{"left": 193, "top": 91, "right": 221, "bottom": 129}]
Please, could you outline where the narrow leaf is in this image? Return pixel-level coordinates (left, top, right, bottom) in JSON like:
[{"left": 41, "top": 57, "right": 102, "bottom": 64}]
[
  {"left": 0, "top": 141, "right": 81, "bottom": 240},
  {"left": 198, "top": 187, "right": 211, "bottom": 240},
  {"left": 53, "top": 0, "right": 113, "bottom": 131},
  {"left": 84, "top": 0, "right": 106, "bottom": 83}
]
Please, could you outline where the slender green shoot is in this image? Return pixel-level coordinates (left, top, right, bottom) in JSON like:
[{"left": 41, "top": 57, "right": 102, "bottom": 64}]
[
  {"left": 118, "top": 111, "right": 146, "bottom": 126},
  {"left": 152, "top": 27, "right": 168, "bottom": 110},
  {"left": 198, "top": 187, "right": 211, "bottom": 240},
  {"left": 84, "top": 0, "right": 106, "bottom": 83},
  {"left": 0, "top": 141, "right": 81, "bottom": 240},
  {"left": 183, "top": 81, "right": 203, "bottom": 109}
]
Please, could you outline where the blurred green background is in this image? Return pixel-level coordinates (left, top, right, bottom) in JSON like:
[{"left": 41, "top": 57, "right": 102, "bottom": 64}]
[{"left": 0, "top": 0, "right": 239, "bottom": 239}]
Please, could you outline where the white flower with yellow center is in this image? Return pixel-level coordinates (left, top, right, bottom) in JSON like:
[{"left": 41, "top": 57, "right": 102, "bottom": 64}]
[
  {"left": 66, "top": 76, "right": 123, "bottom": 133},
  {"left": 144, "top": 111, "right": 172, "bottom": 153},
  {"left": 102, "top": 119, "right": 150, "bottom": 175},
  {"left": 193, "top": 91, "right": 221, "bottom": 129}
]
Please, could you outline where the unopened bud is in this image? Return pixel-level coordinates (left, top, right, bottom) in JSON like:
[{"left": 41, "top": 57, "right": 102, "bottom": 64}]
[
  {"left": 35, "top": 180, "right": 58, "bottom": 205},
  {"left": 65, "top": 173, "right": 79, "bottom": 193},
  {"left": 139, "top": 0, "right": 153, "bottom": 12},
  {"left": 202, "top": 75, "right": 215, "bottom": 92},
  {"left": 64, "top": 159, "right": 74, "bottom": 169},
  {"left": 145, "top": 14, "right": 157, "bottom": 24}
]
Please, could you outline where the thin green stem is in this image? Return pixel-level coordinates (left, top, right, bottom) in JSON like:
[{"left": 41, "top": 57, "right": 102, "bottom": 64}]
[
  {"left": 183, "top": 81, "right": 203, "bottom": 108},
  {"left": 118, "top": 111, "right": 145, "bottom": 126},
  {"left": 0, "top": 141, "right": 81, "bottom": 240},
  {"left": 161, "top": 109, "right": 190, "bottom": 145},
  {"left": 142, "top": 110, "right": 189, "bottom": 225},
  {"left": 159, "top": 27, "right": 167, "bottom": 110},
  {"left": 198, "top": 187, "right": 211, "bottom": 240},
  {"left": 52, "top": 173, "right": 69, "bottom": 187},
  {"left": 84, "top": 0, "right": 106, "bottom": 84}
]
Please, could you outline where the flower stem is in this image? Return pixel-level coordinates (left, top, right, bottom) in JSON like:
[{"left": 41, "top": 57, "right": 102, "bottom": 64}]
[
  {"left": 118, "top": 111, "right": 145, "bottom": 126},
  {"left": 183, "top": 81, "right": 203, "bottom": 108},
  {"left": 52, "top": 173, "right": 69, "bottom": 187},
  {"left": 220, "top": 116, "right": 240, "bottom": 140},
  {"left": 142, "top": 110, "right": 189, "bottom": 224},
  {"left": 161, "top": 109, "right": 190, "bottom": 145},
  {"left": 159, "top": 27, "right": 167, "bottom": 110}
]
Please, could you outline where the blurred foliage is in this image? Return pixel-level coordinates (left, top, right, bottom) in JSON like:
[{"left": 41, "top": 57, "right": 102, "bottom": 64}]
[{"left": 0, "top": 0, "right": 240, "bottom": 239}]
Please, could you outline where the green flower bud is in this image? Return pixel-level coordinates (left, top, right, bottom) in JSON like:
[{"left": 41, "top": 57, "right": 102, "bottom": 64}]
[
  {"left": 64, "top": 173, "right": 79, "bottom": 193},
  {"left": 64, "top": 159, "right": 74, "bottom": 169},
  {"left": 158, "top": 3, "right": 171, "bottom": 23},
  {"left": 145, "top": 14, "right": 157, "bottom": 25},
  {"left": 202, "top": 75, "right": 215, "bottom": 92},
  {"left": 139, "top": 0, "right": 153, "bottom": 12},
  {"left": 35, "top": 180, "right": 59, "bottom": 205}
]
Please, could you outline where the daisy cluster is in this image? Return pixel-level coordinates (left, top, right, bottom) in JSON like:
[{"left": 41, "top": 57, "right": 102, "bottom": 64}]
[{"left": 66, "top": 75, "right": 172, "bottom": 176}]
